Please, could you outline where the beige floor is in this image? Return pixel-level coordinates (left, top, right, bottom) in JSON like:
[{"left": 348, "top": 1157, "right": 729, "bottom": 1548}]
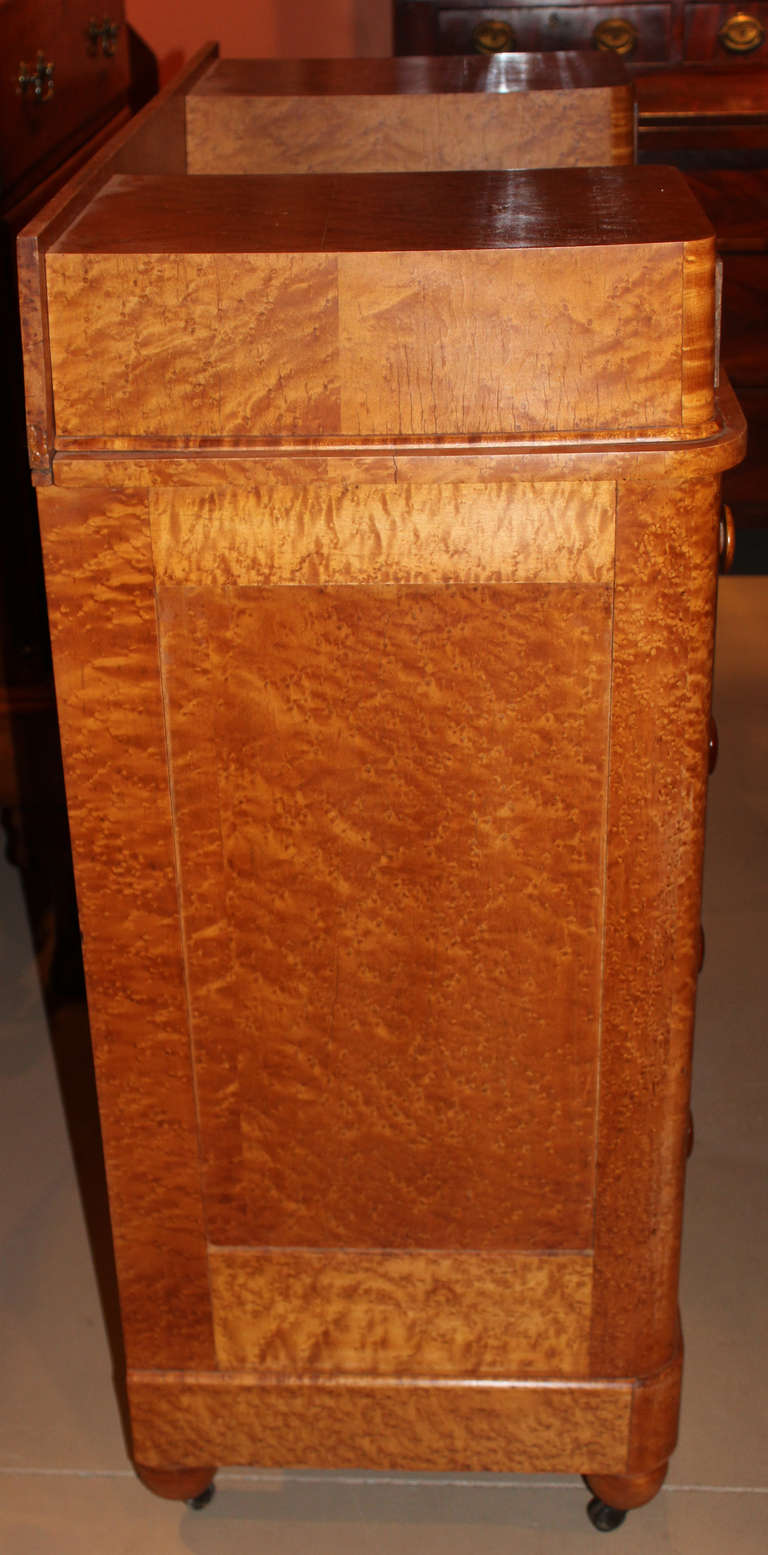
[{"left": 1, "top": 576, "right": 766, "bottom": 1554}]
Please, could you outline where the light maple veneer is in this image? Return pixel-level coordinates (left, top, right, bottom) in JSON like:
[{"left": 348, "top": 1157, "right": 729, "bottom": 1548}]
[
  {"left": 43, "top": 168, "right": 714, "bottom": 444},
  {"left": 184, "top": 54, "right": 634, "bottom": 174},
  {"left": 18, "top": 46, "right": 745, "bottom": 1526}
]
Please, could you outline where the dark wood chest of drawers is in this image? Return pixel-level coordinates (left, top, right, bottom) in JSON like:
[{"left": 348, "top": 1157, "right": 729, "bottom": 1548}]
[
  {"left": 1, "top": 0, "right": 135, "bottom": 999},
  {"left": 396, "top": 0, "right": 768, "bottom": 64}
]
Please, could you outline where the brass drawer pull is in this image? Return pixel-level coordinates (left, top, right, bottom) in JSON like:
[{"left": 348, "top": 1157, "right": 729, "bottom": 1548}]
[
  {"left": 592, "top": 17, "right": 639, "bottom": 53},
  {"left": 17, "top": 52, "right": 55, "bottom": 101},
  {"left": 88, "top": 17, "right": 121, "bottom": 57},
  {"left": 718, "top": 12, "right": 765, "bottom": 52},
  {"left": 472, "top": 19, "right": 517, "bottom": 52},
  {"left": 719, "top": 504, "right": 735, "bottom": 572}
]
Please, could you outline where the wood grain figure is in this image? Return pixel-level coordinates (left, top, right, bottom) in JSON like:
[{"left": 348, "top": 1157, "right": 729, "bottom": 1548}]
[
  {"left": 127, "top": 1371, "right": 634, "bottom": 1475},
  {"left": 35, "top": 487, "right": 215, "bottom": 1372},
  {"left": 17, "top": 108, "right": 745, "bottom": 1521},
  {"left": 149, "top": 480, "right": 615, "bottom": 587},
  {"left": 209, "top": 1250, "right": 593, "bottom": 1377},
  {"left": 185, "top": 54, "right": 632, "bottom": 174},
  {"left": 156, "top": 579, "right": 611, "bottom": 1251}
]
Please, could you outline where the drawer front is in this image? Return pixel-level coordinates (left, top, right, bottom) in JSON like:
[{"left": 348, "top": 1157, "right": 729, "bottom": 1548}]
[
  {"left": 0, "top": 0, "right": 129, "bottom": 198},
  {"left": 439, "top": 6, "right": 672, "bottom": 60},
  {"left": 684, "top": 4, "right": 768, "bottom": 59},
  {"left": 46, "top": 244, "right": 692, "bottom": 441}
]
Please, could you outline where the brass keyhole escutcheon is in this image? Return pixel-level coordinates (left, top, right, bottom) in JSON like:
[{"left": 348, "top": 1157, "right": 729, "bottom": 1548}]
[
  {"left": 718, "top": 12, "right": 765, "bottom": 52},
  {"left": 17, "top": 51, "right": 55, "bottom": 101},
  {"left": 592, "top": 16, "right": 639, "bottom": 53},
  {"left": 472, "top": 18, "right": 517, "bottom": 52}
]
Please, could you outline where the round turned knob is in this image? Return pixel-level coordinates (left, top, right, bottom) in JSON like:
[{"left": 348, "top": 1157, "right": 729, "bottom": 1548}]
[
  {"left": 472, "top": 19, "right": 517, "bottom": 52},
  {"left": 718, "top": 12, "right": 765, "bottom": 52},
  {"left": 592, "top": 17, "right": 639, "bottom": 53},
  {"left": 708, "top": 715, "right": 719, "bottom": 774},
  {"left": 719, "top": 504, "right": 736, "bottom": 573},
  {"left": 17, "top": 51, "right": 55, "bottom": 101}
]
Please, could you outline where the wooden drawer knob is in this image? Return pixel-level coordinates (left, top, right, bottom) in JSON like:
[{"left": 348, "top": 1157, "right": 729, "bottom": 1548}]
[
  {"left": 592, "top": 17, "right": 639, "bottom": 53},
  {"left": 472, "top": 19, "right": 517, "bottom": 52},
  {"left": 708, "top": 716, "right": 719, "bottom": 774},
  {"left": 718, "top": 12, "right": 765, "bottom": 52},
  {"left": 17, "top": 52, "right": 55, "bottom": 101},
  {"left": 719, "top": 504, "right": 735, "bottom": 573}
]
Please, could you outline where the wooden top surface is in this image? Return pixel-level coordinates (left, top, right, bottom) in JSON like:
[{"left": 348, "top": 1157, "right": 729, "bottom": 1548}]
[
  {"left": 190, "top": 53, "right": 628, "bottom": 97},
  {"left": 51, "top": 166, "right": 711, "bottom": 256}
]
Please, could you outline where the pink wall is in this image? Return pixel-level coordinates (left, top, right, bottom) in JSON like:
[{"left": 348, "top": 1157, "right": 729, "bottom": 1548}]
[{"left": 125, "top": 0, "right": 392, "bottom": 85}]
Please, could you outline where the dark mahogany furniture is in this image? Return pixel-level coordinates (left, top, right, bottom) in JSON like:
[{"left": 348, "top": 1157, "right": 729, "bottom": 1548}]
[
  {"left": 395, "top": 0, "right": 768, "bottom": 63},
  {"left": 394, "top": 4, "right": 768, "bottom": 543},
  {"left": 1, "top": 0, "right": 133, "bottom": 994},
  {"left": 636, "top": 63, "right": 768, "bottom": 534},
  {"left": 19, "top": 46, "right": 744, "bottom": 1533}
]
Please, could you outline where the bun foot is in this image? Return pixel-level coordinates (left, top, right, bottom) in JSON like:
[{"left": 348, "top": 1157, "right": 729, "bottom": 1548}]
[
  {"left": 135, "top": 1464, "right": 217, "bottom": 1505},
  {"left": 583, "top": 1463, "right": 667, "bottom": 1527}
]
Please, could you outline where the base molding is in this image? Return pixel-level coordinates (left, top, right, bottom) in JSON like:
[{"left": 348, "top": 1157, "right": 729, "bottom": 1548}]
[{"left": 129, "top": 1371, "right": 634, "bottom": 1476}]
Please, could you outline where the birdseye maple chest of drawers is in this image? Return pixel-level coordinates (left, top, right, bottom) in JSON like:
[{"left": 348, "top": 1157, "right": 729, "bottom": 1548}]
[{"left": 18, "top": 45, "right": 744, "bottom": 1531}]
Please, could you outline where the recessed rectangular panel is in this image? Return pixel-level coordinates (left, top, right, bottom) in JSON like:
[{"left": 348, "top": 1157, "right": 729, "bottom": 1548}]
[
  {"left": 149, "top": 480, "right": 616, "bottom": 587},
  {"left": 157, "top": 579, "right": 613, "bottom": 1251},
  {"left": 209, "top": 1248, "right": 593, "bottom": 1377}
]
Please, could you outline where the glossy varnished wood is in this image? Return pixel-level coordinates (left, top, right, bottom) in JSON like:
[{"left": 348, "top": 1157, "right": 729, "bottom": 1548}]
[
  {"left": 19, "top": 118, "right": 746, "bottom": 1511},
  {"left": 156, "top": 578, "right": 611, "bottom": 1252},
  {"left": 44, "top": 243, "right": 688, "bottom": 439},
  {"left": 626, "top": 1342, "right": 684, "bottom": 1475},
  {"left": 16, "top": 43, "right": 219, "bottom": 478},
  {"left": 45, "top": 371, "right": 746, "bottom": 485},
  {"left": 127, "top": 1371, "right": 634, "bottom": 1475},
  {"left": 34, "top": 452, "right": 740, "bottom": 1497},
  {"left": 585, "top": 1466, "right": 669, "bottom": 1513},
  {"left": 636, "top": 62, "right": 768, "bottom": 122},
  {"left": 41, "top": 167, "right": 716, "bottom": 443},
  {"left": 209, "top": 1250, "right": 593, "bottom": 1376},
  {"left": 134, "top": 1465, "right": 215, "bottom": 1503},
  {"left": 191, "top": 54, "right": 630, "bottom": 97},
  {"left": 185, "top": 53, "right": 633, "bottom": 174},
  {"left": 148, "top": 481, "right": 615, "bottom": 587},
  {"left": 48, "top": 165, "right": 712, "bottom": 255},
  {"left": 34, "top": 486, "right": 216, "bottom": 1372},
  {"left": 590, "top": 475, "right": 720, "bottom": 1378},
  {"left": 47, "top": 247, "right": 341, "bottom": 439}
]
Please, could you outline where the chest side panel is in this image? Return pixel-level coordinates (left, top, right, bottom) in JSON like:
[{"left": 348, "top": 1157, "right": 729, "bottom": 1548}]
[{"left": 152, "top": 480, "right": 614, "bottom": 1253}]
